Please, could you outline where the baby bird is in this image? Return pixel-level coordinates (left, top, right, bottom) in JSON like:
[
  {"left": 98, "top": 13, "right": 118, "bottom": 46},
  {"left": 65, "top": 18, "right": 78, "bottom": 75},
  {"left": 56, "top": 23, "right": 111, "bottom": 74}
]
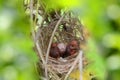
[
  {"left": 57, "top": 43, "right": 66, "bottom": 57},
  {"left": 49, "top": 43, "right": 60, "bottom": 58},
  {"left": 63, "top": 40, "right": 79, "bottom": 58}
]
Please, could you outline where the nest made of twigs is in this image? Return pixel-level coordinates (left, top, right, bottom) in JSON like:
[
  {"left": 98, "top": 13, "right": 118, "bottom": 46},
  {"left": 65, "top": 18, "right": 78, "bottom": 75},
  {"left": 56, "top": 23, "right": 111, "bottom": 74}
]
[
  {"left": 34, "top": 10, "right": 86, "bottom": 80},
  {"left": 24, "top": 0, "right": 88, "bottom": 80}
]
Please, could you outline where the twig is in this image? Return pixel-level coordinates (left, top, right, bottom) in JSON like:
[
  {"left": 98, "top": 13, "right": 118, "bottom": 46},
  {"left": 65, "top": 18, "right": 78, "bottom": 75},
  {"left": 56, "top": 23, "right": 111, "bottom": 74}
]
[
  {"left": 64, "top": 50, "right": 82, "bottom": 80},
  {"left": 36, "top": 40, "right": 46, "bottom": 65},
  {"left": 30, "top": 0, "right": 35, "bottom": 42},
  {"left": 79, "top": 50, "right": 83, "bottom": 80}
]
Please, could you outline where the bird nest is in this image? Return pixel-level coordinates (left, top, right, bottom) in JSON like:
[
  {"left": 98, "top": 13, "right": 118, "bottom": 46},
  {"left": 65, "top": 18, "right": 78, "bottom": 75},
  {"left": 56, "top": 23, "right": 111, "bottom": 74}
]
[
  {"left": 24, "top": 0, "right": 89, "bottom": 80},
  {"left": 34, "top": 12, "right": 86, "bottom": 79}
]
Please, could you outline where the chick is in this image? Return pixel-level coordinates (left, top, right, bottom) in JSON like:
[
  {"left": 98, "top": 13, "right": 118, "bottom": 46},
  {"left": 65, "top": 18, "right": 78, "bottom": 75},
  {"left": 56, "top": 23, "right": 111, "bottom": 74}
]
[
  {"left": 63, "top": 40, "right": 79, "bottom": 58},
  {"left": 49, "top": 43, "right": 60, "bottom": 58},
  {"left": 57, "top": 43, "right": 66, "bottom": 57}
]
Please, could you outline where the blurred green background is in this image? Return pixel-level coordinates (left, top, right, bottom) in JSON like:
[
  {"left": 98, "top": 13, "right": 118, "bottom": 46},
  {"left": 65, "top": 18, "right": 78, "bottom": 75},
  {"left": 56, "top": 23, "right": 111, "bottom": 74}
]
[
  {"left": 0, "top": 0, "right": 38, "bottom": 80},
  {"left": 0, "top": 0, "right": 120, "bottom": 80}
]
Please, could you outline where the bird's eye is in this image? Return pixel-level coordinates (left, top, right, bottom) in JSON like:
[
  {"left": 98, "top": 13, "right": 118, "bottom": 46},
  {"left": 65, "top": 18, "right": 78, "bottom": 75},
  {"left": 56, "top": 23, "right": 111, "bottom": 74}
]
[{"left": 71, "top": 45, "right": 74, "bottom": 47}]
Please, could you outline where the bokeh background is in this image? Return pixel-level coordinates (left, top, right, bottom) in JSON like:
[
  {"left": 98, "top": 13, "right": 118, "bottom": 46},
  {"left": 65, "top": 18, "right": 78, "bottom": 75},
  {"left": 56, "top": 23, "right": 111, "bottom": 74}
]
[{"left": 0, "top": 0, "right": 120, "bottom": 80}]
